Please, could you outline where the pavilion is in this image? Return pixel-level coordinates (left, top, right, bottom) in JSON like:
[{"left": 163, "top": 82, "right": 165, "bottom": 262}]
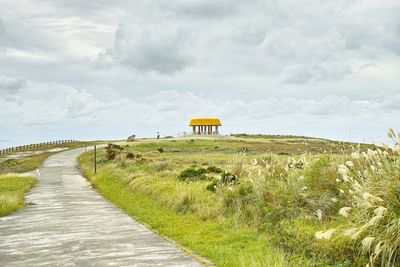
[{"left": 189, "top": 118, "right": 222, "bottom": 135}]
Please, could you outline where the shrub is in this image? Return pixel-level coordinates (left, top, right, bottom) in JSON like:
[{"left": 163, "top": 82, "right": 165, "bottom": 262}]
[
  {"left": 206, "top": 172, "right": 238, "bottom": 193},
  {"left": 126, "top": 152, "right": 143, "bottom": 161},
  {"left": 220, "top": 172, "right": 238, "bottom": 185},
  {"left": 157, "top": 148, "right": 164, "bottom": 153},
  {"left": 178, "top": 167, "right": 208, "bottom": 181},
  {"left": 126, "top": 152, "right": 135, "bottom": 159},
  {"left": 206, "top": 180, "right": 218, "bottom": 192},
  {"left": 105, "top": 143, "right": 123, "bottom": 160},
  {"left": 207, "top": 166, "right": 224, "bottom": 174}
]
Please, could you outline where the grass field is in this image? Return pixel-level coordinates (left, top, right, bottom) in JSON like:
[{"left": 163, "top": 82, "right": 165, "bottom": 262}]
[
  {"left": 79, "top": 134, "right": 400, "bottom": 266},
  {"left": 0, "top": 175, "right": 36, "bottom": 217},
  {"left": 0, "top": 152, "right": 53, "bottom": 174}
]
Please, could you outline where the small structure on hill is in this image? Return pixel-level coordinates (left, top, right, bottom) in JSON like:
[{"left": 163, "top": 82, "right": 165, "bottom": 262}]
[
  {"left": 189, "top": 118, "right": 222, "bottom": 135},
  {"left": 127, "top": 134, "right": 136, "bottom": 142}
]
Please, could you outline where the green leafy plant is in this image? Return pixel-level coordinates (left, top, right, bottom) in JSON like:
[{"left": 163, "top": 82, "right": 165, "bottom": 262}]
[{"left": 178, "top": 167, "right": 208, "bottom": 181}]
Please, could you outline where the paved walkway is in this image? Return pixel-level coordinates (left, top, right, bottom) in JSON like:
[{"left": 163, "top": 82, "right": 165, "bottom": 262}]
[{"left": 0, "top": 148, "right": 201, "bottom": 266}]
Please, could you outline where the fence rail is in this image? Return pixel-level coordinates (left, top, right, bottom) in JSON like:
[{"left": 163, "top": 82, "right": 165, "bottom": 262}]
[{"left": 0, "top": 140, "right": 81, "bottom": 156}]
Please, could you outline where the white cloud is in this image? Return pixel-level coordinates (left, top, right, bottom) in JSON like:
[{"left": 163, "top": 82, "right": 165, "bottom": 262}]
[
  {"left": 0, "top": 0, "right": 399, "bottom": 145},
  {"left": 0, "top": 78, "right": 399, "bottom": 145}
]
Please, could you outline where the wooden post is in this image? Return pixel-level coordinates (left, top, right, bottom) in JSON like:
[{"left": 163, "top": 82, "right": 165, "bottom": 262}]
[{"left": 94, "top": 145, "right": 97, "bottom": 174}]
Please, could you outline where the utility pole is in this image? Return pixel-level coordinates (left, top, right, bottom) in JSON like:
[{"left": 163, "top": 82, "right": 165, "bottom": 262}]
[{"left": 94, "top": 145, "right": 97, "bottom": 174}]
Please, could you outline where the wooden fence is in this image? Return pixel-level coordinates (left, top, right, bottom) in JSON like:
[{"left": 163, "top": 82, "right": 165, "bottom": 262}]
[{"left": 0, "top": 140, "right": 81, "bottom": 156}]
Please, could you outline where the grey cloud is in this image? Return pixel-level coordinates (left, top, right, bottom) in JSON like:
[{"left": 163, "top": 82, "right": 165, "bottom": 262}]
[
  {"left": 0, "top": 77, "right": 26, "bottom": 94},
  {"left": 98, "top": 23, "right": 193, "bottom": 73},
  {"left": 99, "top": 0, "right": 400, "bottom": 82}
]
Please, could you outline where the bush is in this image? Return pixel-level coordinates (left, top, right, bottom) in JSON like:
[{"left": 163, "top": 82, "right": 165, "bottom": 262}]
[
  {"left": 126, "top": 152, "right": 135, "bottom": 159},
  {"left": 126, "top": 152, "right": 143, "bottom": 161},
  {"left": 105, "top": 143, "right": 123, "bottom": 160},
  {"left": 180, "top": 166, "right": 228, "bottom": 182},
  {"left": 206, "top": 180, "right": 218, "bottom": 192},
  {"left": 220, "top": 172, "right": 238, "bottom": 185},
  {"left": 178, "top": 167, "right": 208, "bottom": 181},
  {"left": 206, "top": 172, "right": 238, "bottom": 192},
  {"left": 207, "top": 166, "right": 224, "bottom": 174},
  {"left": 157, "top": 148, "right": 164, "bottom": 153}
]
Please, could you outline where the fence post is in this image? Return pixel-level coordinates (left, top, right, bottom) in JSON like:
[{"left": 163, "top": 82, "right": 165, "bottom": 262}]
[{"left": 94, "top": 145, "right": 97, "bottom": 174}]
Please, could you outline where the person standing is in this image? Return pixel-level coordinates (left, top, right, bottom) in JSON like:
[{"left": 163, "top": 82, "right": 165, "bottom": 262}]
[{"left": 157, "top": 132, "right": 160, "bottom": 139}]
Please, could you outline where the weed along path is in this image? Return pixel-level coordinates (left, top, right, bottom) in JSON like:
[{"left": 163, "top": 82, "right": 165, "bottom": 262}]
[{"left": 0, "top": 148, "right": 202, "bottom": 266}]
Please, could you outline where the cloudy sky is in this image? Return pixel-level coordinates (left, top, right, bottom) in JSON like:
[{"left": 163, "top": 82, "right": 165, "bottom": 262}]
[{"left": 0, "top": 0, "right": 399, "bottom": 147}]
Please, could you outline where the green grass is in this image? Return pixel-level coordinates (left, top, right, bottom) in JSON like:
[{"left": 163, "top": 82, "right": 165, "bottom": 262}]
[
  {"left": 127, "top": 137, "right": 376, "bottom": 156},
  {"left": 82, "top": 171, "right": 289, "bottom": 266},
  {"left": 0, "top": 152, "right": 53, "bottom": 174},
  {"left": 0, "top": 175, "right": 36, "bottom": 216},
  {"left": 79, "top": 137, "right": 379, "bottom": 266}
]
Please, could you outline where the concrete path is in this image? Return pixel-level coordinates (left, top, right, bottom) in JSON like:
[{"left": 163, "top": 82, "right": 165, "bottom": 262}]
[{"left": 0, "top": 148, "right": 202, "bottom": 266}]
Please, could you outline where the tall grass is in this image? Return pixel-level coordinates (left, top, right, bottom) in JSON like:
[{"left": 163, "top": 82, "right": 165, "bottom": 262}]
[
  {"left": 79, "top": 134, "right": 395, "bottom": 266},
  {"left": 324, "top": 130, "right": 400, "bottom": 267}
]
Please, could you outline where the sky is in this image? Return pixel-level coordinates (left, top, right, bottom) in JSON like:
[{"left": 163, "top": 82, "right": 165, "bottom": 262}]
[{"left": 0, "top": 0, "right": 399, "bottom": 148}]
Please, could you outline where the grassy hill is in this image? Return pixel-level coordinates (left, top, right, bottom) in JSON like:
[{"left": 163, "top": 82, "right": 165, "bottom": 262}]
[{"left": 79, "top": 134, "right": 400, "bottom": 267}]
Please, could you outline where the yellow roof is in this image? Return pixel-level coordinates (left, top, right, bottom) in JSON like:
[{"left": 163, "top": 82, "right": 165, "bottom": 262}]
[{"left": 189, "top": 118, "right": 222, "bottom": 126}]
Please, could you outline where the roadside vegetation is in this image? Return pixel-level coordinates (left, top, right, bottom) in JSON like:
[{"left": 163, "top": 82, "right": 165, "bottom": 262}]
[
  {"left": 79, "top": 133, "right": 399, "bottom": 266},
  {"left": 0, "top": 175, "right": 36, "bottom": 216},
  {"left": 0, "top": 141, "right": 101, "bottom": 174},
  {"left": 0, "top": 153, "right": 53, "bottom": 174}
]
